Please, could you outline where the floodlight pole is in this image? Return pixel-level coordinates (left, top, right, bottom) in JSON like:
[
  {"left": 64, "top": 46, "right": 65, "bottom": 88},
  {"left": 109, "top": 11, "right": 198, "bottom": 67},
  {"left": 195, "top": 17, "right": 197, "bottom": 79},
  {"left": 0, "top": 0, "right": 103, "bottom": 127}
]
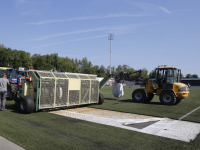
[{"left": 108, "top": 34, "right": 114, "bottom": 74}]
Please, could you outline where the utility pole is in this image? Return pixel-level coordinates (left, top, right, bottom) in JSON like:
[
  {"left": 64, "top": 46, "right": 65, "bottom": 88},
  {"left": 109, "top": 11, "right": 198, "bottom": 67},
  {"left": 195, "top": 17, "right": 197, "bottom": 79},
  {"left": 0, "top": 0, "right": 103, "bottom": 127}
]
[{"left": 108, "top": 34, "right": 114, "bottom": 74}]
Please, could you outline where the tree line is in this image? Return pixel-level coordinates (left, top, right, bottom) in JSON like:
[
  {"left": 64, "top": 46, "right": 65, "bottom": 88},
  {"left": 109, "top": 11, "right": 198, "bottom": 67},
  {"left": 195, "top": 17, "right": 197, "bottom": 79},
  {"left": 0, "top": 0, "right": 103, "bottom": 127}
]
[
  {"left": 0, "top": 45, "right": 148, "bottom": 77},
  {"left": 0, "top": 44, "right": 198, "bottom": 78}
]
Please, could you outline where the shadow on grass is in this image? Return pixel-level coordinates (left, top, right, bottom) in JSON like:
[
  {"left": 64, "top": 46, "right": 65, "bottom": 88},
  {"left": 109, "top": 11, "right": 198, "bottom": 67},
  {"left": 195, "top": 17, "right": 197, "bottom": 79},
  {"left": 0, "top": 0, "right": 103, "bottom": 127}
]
[
  {"left": 104, "top": 98, "right": 118, "bottom": 100},
  {"left": 117, "top": 99, "right": 163, "bottom": 105},
  {"left": 100, "top": 97, "right": 171, "bottom": 106},
  {"left": 144, "top": 102, "right": 163, "bottom": 105},
  {"left": 5, "top": 100, "right": 21, "bottom": 114},
  {"left": 118, "top": 99, "right": 133, "bottom": 103}
]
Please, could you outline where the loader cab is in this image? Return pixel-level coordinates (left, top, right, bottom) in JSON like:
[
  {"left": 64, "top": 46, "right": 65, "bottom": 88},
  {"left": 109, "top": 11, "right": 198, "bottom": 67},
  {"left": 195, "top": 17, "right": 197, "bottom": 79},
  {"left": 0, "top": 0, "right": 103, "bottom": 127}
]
[{"left": 155, "top": 65, "right": 181, "bottom": 89}]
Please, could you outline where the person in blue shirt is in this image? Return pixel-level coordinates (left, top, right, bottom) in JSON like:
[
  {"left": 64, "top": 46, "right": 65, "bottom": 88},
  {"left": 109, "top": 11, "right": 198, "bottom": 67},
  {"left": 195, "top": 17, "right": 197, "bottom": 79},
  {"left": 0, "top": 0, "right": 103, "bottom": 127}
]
[{"left": 17, "top": 72, "right": 22, "bottom": 83}]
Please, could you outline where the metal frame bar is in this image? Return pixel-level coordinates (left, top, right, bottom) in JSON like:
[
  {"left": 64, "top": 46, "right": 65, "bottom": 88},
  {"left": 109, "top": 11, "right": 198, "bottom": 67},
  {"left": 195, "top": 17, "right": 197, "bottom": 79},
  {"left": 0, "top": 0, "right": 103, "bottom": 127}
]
[{"left": 31, "top": 71, "right": 40, "bottom": 111}]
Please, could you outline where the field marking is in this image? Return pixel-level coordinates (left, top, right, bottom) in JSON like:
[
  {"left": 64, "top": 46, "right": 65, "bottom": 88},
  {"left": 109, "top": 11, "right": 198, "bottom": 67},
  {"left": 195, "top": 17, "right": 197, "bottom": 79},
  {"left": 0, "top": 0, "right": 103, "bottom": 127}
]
[
  {"left": 50, "top": 107, "right": 200, "bottom": 142},
  {"left": 179, "top": 106, "right": 200, "bottom": 120}
]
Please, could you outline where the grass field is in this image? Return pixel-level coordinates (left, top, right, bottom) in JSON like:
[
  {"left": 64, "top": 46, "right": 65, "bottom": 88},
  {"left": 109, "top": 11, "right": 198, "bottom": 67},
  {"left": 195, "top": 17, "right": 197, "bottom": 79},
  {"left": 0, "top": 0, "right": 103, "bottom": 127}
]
[
  {"left": 91, "top": 87, "right": 200, "bottom": 122},
  {"left": 0, "top": 86, "right": 200, "bottom": 150}
]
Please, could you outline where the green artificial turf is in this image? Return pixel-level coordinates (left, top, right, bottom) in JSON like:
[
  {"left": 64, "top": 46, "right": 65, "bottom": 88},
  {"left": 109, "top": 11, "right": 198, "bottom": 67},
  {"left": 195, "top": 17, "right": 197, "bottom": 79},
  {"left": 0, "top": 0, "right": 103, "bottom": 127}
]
[
  {"left": 91, "top": 86, "right": 200, "bottom": 122},
  {"left": 0, "top": 86, "right": 200, "bottom": 150}
]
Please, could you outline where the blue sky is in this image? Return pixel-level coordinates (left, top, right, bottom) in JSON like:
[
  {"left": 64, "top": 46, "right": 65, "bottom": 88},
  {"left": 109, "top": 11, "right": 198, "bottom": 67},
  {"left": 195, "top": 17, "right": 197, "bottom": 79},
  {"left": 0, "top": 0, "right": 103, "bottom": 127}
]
[{"left": 0, "top": 0, "right": 199, "bottom": 76}]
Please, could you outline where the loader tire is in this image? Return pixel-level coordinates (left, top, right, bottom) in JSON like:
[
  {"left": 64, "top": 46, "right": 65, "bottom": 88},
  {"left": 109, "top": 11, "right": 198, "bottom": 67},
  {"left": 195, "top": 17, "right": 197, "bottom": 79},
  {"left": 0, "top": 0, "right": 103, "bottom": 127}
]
[
  {"left": 98, "top": 93, "right": 104, "bottom": 105},
  {"left": 175, "top": 98, "right": 182, "bottom": 105},
  {"left": 159, "top": 91, "right": 176, "bottom": 105},
  {"left": 20, "top": 96, "right": 34, "bottom": 114},
  {"left": 11, "top": 84, "right": 17, "bottom": 97},
  {"left": 132, "top": 89, "right": 146, "bottom": 103},
  {"left": 145, "top": 93, "right": 154, "bottom": 102}
]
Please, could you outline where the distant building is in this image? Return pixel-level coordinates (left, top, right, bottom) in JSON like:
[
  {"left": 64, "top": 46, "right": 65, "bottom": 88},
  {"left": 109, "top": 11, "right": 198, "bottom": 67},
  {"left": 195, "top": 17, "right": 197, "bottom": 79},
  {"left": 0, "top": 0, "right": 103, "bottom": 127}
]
[{"left": 181, "top": 78, "right": 200, "bottom": 86}]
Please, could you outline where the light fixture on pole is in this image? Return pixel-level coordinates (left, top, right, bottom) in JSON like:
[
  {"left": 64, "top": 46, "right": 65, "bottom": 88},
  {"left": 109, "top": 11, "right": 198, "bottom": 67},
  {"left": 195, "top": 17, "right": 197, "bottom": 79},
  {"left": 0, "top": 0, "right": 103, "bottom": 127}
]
[{"left": 108, "top": 34, "right": 114, "bottom": 74}]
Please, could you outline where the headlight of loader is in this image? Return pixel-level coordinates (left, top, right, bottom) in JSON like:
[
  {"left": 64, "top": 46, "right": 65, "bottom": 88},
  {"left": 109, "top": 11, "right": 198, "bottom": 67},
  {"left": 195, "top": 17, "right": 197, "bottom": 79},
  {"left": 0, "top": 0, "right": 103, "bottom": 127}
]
[{"left": 178, "top": 86, "right": 189, "bottom": 92}]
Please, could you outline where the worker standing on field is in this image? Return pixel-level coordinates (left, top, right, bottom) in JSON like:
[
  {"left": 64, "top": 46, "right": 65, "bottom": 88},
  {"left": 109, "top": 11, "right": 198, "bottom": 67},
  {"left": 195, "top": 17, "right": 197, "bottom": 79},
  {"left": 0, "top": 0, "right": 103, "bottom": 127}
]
[
  {"left": 0, "top": 73, "right": 10, "bottom": 111},
  {"left": 17, "top": 72, "right": 22, "bottom": 83}
]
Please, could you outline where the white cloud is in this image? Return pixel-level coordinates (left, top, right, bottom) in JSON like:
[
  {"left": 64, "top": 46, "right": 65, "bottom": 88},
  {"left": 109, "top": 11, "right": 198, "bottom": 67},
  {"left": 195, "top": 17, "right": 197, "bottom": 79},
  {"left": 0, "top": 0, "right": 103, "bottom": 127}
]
[
  {"left": 27, "top": 25, "right": 137, "bottom": 41},
  {"left": 33, "top": 31, "right": 132, "bottom": 48},
  {"left": 34, "top": 35, "right": 109, "bottom": 48},
  {"left": 25, "top": 13, "right": 149, "bottom": 25},
  {"left": 159, "top": 6, "right": 172, "bottom": 14},
  {"left": 27, "top": 28, "right": 108, "bottom": 41},
  {"left": 129, "top": 2, "right": 171, "bottom": 14}
]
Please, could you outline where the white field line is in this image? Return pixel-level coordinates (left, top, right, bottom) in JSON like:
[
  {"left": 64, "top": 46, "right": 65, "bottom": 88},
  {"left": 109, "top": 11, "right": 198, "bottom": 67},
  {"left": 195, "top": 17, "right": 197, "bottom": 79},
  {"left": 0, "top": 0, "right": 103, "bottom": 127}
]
[{"left": 179, "top": 106, "right": 200, "bottom": 120}]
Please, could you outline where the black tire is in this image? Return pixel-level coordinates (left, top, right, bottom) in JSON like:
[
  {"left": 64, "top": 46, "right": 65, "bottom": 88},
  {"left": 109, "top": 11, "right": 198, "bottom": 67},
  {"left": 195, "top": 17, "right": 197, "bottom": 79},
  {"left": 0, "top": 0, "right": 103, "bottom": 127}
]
[
  {"left": 132, "top": 89, "right": 146, "bottom": 103},
  {"left": 11, "top": 84, "right": 17, "bottom": 97},
  {"left": 145, "top": 93, "right": 154, "bottom": 102},
  {"left": 20, "top": 96, "right": 34, "bottom": 114},
  {"left": 98, "top": 93, "right": 104, "bottom": 105},
  {"left": 175, "top": 98, "right": 182, "bottom": 105},
  {"left": 159, "top": 91, "right": 176, "bottom": 105}
]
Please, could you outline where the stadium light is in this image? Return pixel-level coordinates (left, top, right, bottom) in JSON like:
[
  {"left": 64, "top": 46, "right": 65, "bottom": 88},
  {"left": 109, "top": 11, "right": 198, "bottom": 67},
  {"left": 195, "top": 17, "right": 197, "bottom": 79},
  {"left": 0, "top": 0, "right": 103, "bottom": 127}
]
[{"left": 108, "top": 34, "right": 114, "bottom": 74}]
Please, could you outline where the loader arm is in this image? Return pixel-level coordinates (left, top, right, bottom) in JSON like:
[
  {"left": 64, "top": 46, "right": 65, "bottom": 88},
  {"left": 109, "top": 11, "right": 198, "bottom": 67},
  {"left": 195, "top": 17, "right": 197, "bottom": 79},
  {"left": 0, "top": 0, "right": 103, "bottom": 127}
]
[{"left": 99, "top": 75, "right": 112, "bottom": 90}]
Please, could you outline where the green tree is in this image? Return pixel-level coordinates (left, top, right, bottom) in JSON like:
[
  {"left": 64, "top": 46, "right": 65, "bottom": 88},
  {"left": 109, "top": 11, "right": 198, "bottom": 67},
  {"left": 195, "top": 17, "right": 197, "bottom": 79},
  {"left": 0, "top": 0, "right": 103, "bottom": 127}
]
[
  {"left": 0, "top": 43, "right": 5, "bottom": 48},
  {"left": 180, "top": 73, "right": 184, "bottom": 78},
  {"left": 186, "top": 74, "right": 192, "bottom": 78},
  {"left": 77, "top": 57, "right": 96, "bottom": 74},
  {"left": 141, "top": 68, "right": 149, "bottom": 78},
  {"left": 72, "top": 58, "right": 81, "bottom": 73},
  {"left": 149, "top": 70, "right": 156, "bottom": 78},
  {"left": 31, "top": 54, "right": 47, "bottom": 70},
  {"left": 115, "top": 65, "right": 122, "bottom": 76},
  {"left": 18, "top": 50, "right": 33, "bottom": 68},
  {"left": 0, "top": 47, "right": 11, "bottom": 67},
  {"left": 191, "top": 74, "right": 199, "bottom": 78},
  {"left": 58, "top": 57, "right": 74, "bottom": 72},
  {"left": 99, "top": 65, "right": 106, "bottom": 77}
]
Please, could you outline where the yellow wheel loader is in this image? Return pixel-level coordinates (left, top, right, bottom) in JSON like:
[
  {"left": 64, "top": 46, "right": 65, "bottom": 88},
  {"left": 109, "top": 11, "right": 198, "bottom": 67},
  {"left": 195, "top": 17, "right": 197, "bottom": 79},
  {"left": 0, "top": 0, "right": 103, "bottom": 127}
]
[{"left": 132, "top": 65, "right": 189, "bottom": 105}]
